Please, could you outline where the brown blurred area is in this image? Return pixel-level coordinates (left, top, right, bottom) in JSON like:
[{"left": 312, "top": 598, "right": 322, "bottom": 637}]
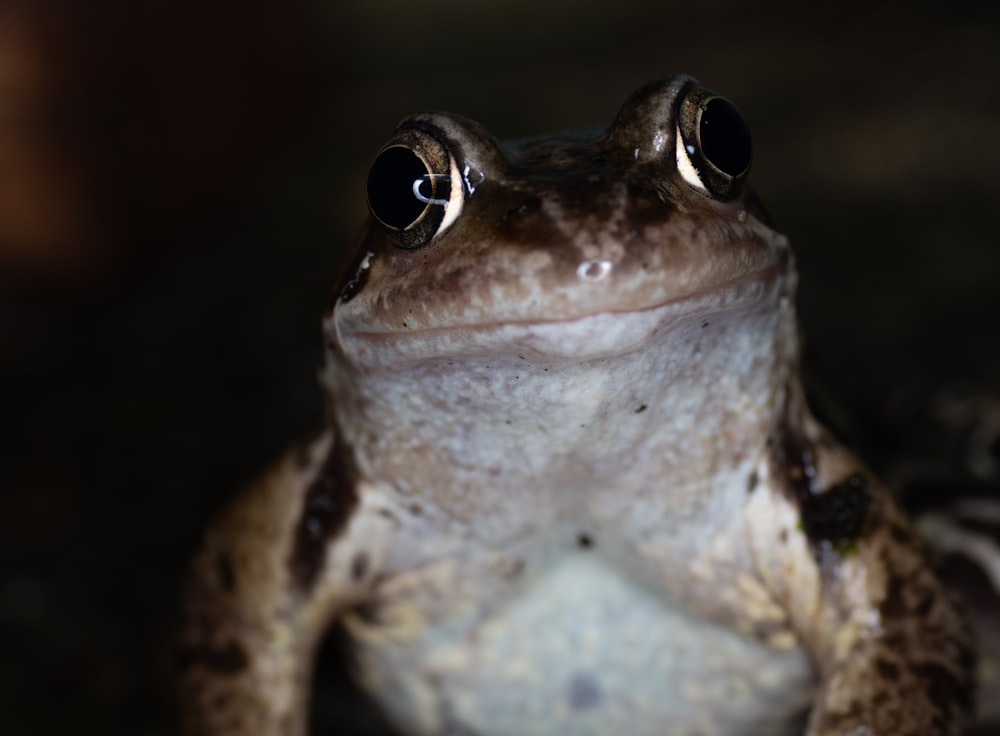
[
  {"left": 0, "top": 3, "right": 102, "bottom": 281},
  {"left": 1, "top": 1, "right": 998, "bottom": 734}
]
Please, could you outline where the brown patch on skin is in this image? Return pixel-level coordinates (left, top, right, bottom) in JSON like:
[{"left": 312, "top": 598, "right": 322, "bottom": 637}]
[
  {"left": 352, "top": 597, "right": 384, "bottom": 626},
  {"left": 746, "top": 617, "right": 795, "bottom": 644},
  {"left": 621, "top": 180, "right": 673, "bottom": 222},
  {"left": 216, "top": 552, "right": 235, "bottom": 594},
  {"left": 493, "top": 192, "right": 560, "bottom": 246},
  {"left": 289, "top": 435, "right": 359, "bottom": 589},
  {"left": 914, "top": 662, "right": 970, "bottom": 720},
  {"left": 877, "top": 657, "right": 901, "bottom": 682},
  {"left": 576, "top": 532, "right": 594, "bottom": 549},
  {"left": 351, "top": 552, "right": 369, "bottom": 582},
  {"left": 769, "top": 394, "right": 975, "bottom": 733},
  {"left": 890, "top": 522, "right": 914, "bottom": 545},
  {"left": 501, "top": 558, "right": 525, "bottom": 580},
  {"left": 824, "top": 511, "right": 978, "bottom": 734},
  {"left": 881, "top": 575, "right": 907, "bottom": 619},
  {"left": 746, "top": 470, "right": 759, "bottom": 494}
]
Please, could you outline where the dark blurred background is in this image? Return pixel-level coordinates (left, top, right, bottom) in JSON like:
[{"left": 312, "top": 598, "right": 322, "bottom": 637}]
[{"left": 2, "top": 1, "right": 998, "bottom": 734}]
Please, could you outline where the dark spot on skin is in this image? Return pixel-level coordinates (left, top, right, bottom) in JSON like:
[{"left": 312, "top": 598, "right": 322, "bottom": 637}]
[
  {"left": 746, "top": 471, "right": 759, "bottom": 494},
  {"left": 210, "top": 692, "right": 232, "bottom": 710},
  {"left": 799, "top": 473, "right": 873, "bottom": 548},
  {"left": 352, "top": 599, "right": 383, "bottom": 626},
  {"left": 881, "top": 565, "right": 946, "bottom": 624},
  {"left": 813, "top": 702, "right": 865, "bottom": 733},
  {"left": 913, "top": 661, "right": 972, "bottom": 718},
  {"left": 872, "top": 689, "right": 892, "bottom": 708},
  {"left": 701, "top": 320, "right": 710, "bottom": 328},
  {"left": 567, "top": 672, "right": 602, "bottom": 711},
  {"left": 771, "top": 415, "right": 877, "bottom": 556},
  {"left": 501, "top": 558, "right": 526, "bottom": 580},
  {"left": 179, "top": 640, "right": 248, "bottom": 674},
  {"left": 407, "top": 502, "right": 423, "bottom": 516},
  {"left": 623, "top": 183, "right": 682, "bottom": 231},
  {"left": 332, "top": 234, "right": 375, "bottom": 308},
  {"left": 351, "top": 552, "right": 369, "bottom": 581},
  {"left": 881, "top": 632, "right": 906, "bottom": 651},
  {"left": 338, "top": 270, "right": 367, "bottom": 303},
  {"left": 577, "top": 532, "right": 594, "bottom": 549},
  {"left": 634, "top": 404, "right": 647, "bottom": 414},
  {"left": 216, "top": 552, "right": 235, "bottom": 593},
  {"left": 915, "top": 590, "right": 935, "bottom": 617},
  {"left": 876, "top": 657, "right": 901, "bottom": 682},
  {"left": 779, "top": 528, "right": 788, "bottom": 543},
  {"left": 496, "top": 194, "right": 561, "bottom": 245},
  {"left": 290, "top": 435, "right": 359, "bottom": 589},
  {"left": 890, "top": 522, "right": 914, "bottom": 545}
]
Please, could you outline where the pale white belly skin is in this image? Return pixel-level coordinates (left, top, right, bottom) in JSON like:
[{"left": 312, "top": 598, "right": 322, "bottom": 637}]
[{"left": 347, "top": 554, "right": 813, "bottom": 736}]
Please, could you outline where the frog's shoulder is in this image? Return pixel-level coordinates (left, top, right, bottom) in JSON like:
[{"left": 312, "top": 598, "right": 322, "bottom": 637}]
[
  {"left": 745, "top": 391, "right": 975, "bottom": 734},
  {"left": 183, "top": 429, "right": 357, "bottom": 622},
  {"left": 179, "top": 428, "right": 391, "bottom": 732}
]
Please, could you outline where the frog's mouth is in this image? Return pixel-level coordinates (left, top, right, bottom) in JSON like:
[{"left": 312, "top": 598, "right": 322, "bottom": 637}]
[{"left": 331, "top": 260, "right": 789, "bottom": 368}]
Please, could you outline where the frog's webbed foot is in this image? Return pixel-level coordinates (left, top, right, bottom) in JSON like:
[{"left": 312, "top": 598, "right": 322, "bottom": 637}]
[{"left": 178, "top": 430, "right": 389, "bottom": 736}]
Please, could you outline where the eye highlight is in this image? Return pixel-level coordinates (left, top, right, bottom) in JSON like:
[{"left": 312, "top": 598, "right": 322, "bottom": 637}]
[
  {"left": 676, "top": 87, "right": 752, "bottom": 201},
  {"left": 366, "top": 128, "right": 464, "bottom": 250}
]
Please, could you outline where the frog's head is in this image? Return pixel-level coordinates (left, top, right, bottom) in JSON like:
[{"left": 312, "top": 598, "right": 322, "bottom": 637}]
[{"left": 327, "top": 75, "right": 791, "bottom": 369}]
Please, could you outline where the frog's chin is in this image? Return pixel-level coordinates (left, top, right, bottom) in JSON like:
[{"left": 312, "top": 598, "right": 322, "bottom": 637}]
[{"left": 333, "top": 265, "right": 787, "bottom": 368}]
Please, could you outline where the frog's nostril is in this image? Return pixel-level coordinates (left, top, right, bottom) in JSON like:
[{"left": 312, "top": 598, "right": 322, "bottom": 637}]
[{"left": 577, "top": 259, "right": 613, "bottom": 282}]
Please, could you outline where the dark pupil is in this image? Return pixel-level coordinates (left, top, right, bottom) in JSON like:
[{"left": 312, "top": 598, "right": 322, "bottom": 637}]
[
  {"left": 699, "top": 98, "right": 751, "bottom": 177},
  {"left": 367, "top": 147, "right": 433, "bottom": 230}
]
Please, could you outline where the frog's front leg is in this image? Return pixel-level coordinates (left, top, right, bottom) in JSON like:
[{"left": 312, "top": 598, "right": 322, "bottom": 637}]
[
  {"left": 749, "top": 404, "right": 976, "bottom": 736},
  {"left": 179, "top": 430, "right": 390, "bottom": 736}
]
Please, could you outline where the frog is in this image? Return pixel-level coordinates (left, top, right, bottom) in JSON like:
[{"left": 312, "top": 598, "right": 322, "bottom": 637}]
[{"left": 178, "top": 75, "right": 976, "bottom": 736}]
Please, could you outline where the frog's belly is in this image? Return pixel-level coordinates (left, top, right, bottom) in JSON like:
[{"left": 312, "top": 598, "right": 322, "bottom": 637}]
[{"left": 344, "top": 556, "right": 813, "bottom": 736}]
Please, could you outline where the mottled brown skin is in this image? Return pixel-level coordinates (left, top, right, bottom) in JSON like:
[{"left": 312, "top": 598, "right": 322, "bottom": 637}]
[
  {"left": 179, "top": 76, "right": 975, "bottom": 735},
  {"left": 754, "top": 387, "right": 976, "bottom": 734}
]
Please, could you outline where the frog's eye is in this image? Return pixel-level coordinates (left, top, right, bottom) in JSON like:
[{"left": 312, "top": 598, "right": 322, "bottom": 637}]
[
  {"left": 676, "top": 89, "right": 752, "bottom": 201},
  {"left": 366, "top": 129, "right": 464, "bottom": 249}
]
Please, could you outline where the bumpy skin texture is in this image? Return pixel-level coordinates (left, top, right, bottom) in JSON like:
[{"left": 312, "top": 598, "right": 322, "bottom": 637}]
[
  {"left": 752, "top": 388, "right": 975, "bottom": 734},
  {"left": 179, "top": 76, "right": 975, "bottom": 735}
]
